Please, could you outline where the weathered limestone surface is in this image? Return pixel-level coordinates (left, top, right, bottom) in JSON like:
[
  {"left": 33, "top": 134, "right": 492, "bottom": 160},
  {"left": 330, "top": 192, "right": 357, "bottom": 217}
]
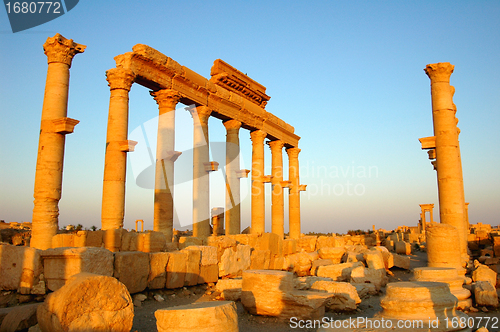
[
  {"left": 472, "top": 261, "right": 497, "bottom": 287},
  {"left": 395, "top": 241, "right": 411, "bottom": 255},
  {"left": 155, "top": 301, "right": 238, "bottom": 332},
  {"left": 310, "top": 280, "right": 361, "bottom": 311},
  {"left": 114, "top": 251, "right": 149, "bottom": 294},
  {"left": 166, "top": 251, "right": 187, "bottom": 289},
  {"left": 426, "top": 223, "right": 463, "bottom": 271},
  {"left": 37, "top": 273, "right": 133, "bottom": 332},
  {"left": 315, "top": 262, "right": 363, "bottom": 281},
  {"left": 286, "top": 252, "right": 314, "bottom": 277},
  {"left": 473, "top": 281, "right": 499, "bottom": 307},
  {"left": 256, "top": 233, "right": 283, "bottom": 257},
  {"left": 241, "top": 270, "right": 329, "bottom": 320},
  {"left": 215, "top": 278, "right": 242, "bottom": 301},
  {"left": 0, "top": 303, "right": 39, "bottom": 332},
  {"left": 310, "top": 259, "right": 334, "bottom": 276},
  {"left": 297, "top": 236, "right": 317, "bottom": 253},
  {"left": 350, "top": 266, "right": 387, "bottom": 291},
  {"left": 138, "top": 231, "right": 166, "bottom": 252},
  {"left": 148, "top": 252, "right": 170, "bottom": 289},
  {"left": 41, "top": 247, "right": 113, "bottom": 292},
  {"left": 250, "top": 249, "right": 271, "bottom": 270},
  {"left": 283, "top": 239, "right": 298, "bottom": 256},
  {"left": 0, "top": 245, "right": 42, "bottom": 294},
  {"left": 363, "top": 249, "right": 385, "bottom": 270},
  {"left": 294, "top": 276, "right": 333, "bottom": 290},
  {"left": 206, "top": 236, "right": 237, "bottom": 261},
  {"left": 318, "top": 247, "right": 346, "bottom": 264},
  {"left": 181, "top": 248, "right": 201, "bottom": 286},
  {"left": 179, "top": 237, "right": 203, "bottom": 250},
  {"left": 392, "top": 253, "right": 411, "bottom": 270},
  {"left": 219, "top": 244, "right": 251, "bottom": 277},
  {"left": 184, "top": 245, "right": 218, "bottom": 266}
]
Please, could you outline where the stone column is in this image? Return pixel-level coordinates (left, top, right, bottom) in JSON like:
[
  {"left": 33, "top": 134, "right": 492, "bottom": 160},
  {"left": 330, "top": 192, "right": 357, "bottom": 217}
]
[
  {"left": 31, "top": 34, "right": 85, "bottom": 250},
  {"left": 250, "top": 130, "right": 267, "bottom": 235},
  {"left": 223, "top": 120, "right": 242, "bottom": 235},
  {"left": 425, "top": 62, "right": 468, "bottom": 261},
  {"left": 287, "top": 147, "right": 301, "bottom": 239},
  {"left": 151, "top": 89, "right": 181, "bottom": 242},
  {"left": 465, "top": 202, "right": 470, "bottom": 233},
  {"left": 268, "top": 140, "right": 285, "bottom": 238},
  {"left": 190, "top": 106, "right": 212, "bottom": 238},
  {"left": 101, "top": 68, "right": 136, "bottom": 231}
]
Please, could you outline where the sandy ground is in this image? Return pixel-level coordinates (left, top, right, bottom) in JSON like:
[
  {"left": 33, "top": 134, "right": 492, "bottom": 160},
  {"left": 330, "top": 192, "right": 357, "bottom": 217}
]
[{"left": 132, "top": 251, "right": 500, "bottom": 332}]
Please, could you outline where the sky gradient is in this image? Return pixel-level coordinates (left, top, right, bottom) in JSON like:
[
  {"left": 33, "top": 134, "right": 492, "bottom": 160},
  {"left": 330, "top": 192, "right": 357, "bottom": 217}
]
[{"left": 1, "top": 1, "right": 499, "bottom": 234}]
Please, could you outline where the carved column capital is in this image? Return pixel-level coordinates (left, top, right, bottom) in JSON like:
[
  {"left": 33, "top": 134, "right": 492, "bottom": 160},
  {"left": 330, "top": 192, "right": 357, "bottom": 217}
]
[
  {"left": 43, "top": 33, "right": 86, "bottom": 67},
  {"left": 151, "top": 89, "right": 181, "bottom": 111},
  {"left": 286, "top": 147, "right": 301, "bottom": 158},
  {"left": 223, "top": 119, "right": 242, "bottom": 132},
  {"left": 424, "top": 62, "right": 454, "bottom": 83},
  {"left": 188, "top": 106, "right": 212, "bottom": 124},
  {"left": 267, "top": 139, "right": 284, "bottom": 152},
  {"left": 250, "top": 130, "right": 267, "bottom": 144},
  {"left": 106, "top": 68, "right": 136, "bottom": 91}
]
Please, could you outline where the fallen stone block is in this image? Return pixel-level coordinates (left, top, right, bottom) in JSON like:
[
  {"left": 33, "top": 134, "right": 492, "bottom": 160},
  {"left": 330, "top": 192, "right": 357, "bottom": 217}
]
[
  {"left": 215, "top": 278, "right": 242, "bottom": 301},
  {"left": 392, "top": 253, "right": 411, "bottom": 270},
  {"left": 473, "top": 261, "right": 497, "bottom": 287},
  {"left": 352, "top": 282, "right": 378, "bottom": 298},
  {"left": 181, "top": 248, "right": 201, "bottom": 286},
  {"left": 41, "top": 247, "right": 113, "bottom": 292},
  {"left": 283, "top": 239, "right": 297, "bottom": 256},
  {"left": 250, "top": 249, "right": 271, "bottom": 270},
  {"left": 294, "top": 276, "right": 333, "bottom": 290},
  {"left": 473, "top": 281, "right": 498, "bottom": 307},
  {"left": 315, "top": 262, "right": 363, "bottom": 281},
  {"left": 363, "top": 249, "right": 385, "bottom": 270},
  {"left": 198, "top": 264, "right": 218, "bottom": 284},
  {"left": 318, "top": 247, "right": 346, "bottom": 264},
  {"left": 310, "top": 280, "right": 360, "bottom": 311},
  {"left": 114, "top": 251, "right": 149, "bottom": 294},
  {"left": 178, "top": 236, "right": 203, "bottom": 250},
  {"left": 51, "top": 234, "right": 74, "bottom": 248},
  {"left": 310, "top": 259, "right": 334, "bottom": 275},
  {"left": 0, "top": 303, "right": 39, "bottom": 332},
  {"left": 350, "top": 266, "right": 387, "bottom": 291},
  {"left": 395, "top": 241, "right": 411, "bottom": 255},
  {"left": 256, "top": 233, "right": 283, "bottom": 257},
  {"left": 155, "top": 301, "right": 238, "bottom": 332},
  {"left": 297, "top": 236, "right": 317, "bottom": 253},
  {"left": 138, "top": 231, "right": 166, "bottom": 253},
  {"left": 227, "top": 234, "right": 259, "bottom": 248},
  {"left": 120, "top": 231, "right": 139, "bottom": 251},
  {"left": 184, "top": 245, "right": 218, "bottom": 266},
  {"left": 286, "top": 252, "right": 314, "bottom": 277},
  {"left": 206, "top": 236, "right": 238, "bottom": 261},
  {"left": 85, "top": 230, "right": 103, "bottom": 247},
  {"left": 37, "top": 273, "right": 133, "bottom": 332},
  {"left": 219, "top": 244, "right": 251, "bottom": 278}
]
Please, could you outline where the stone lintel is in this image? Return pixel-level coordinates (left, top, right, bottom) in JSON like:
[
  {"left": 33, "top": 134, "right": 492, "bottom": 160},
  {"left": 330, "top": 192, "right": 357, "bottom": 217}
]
[
  {"left": 298, "top": 185, "right": 307, "bottom": 191},
  {"left": 159, "top": 151, "right": 182, "bottom": 162},
  {"left": 280, "top": 180, "right": 291, "bottom": 188},
  {"left": 203, "top": 161, "right": 219, "bottom": 172},
  {"left": 262, "top": 175, "right": 273, "bottom": 183},
  {"left": 118, "top": 140, "right": 138, "bottom": 152},
  {"left": 210, "top": 59, "right": 270, "bottom": 108},
  {"left": 52, "top": 117, "right": 79, "bottom": 134},
  {"left": 236, "top": 169, "right": 251, "bottom": 179},
  {"left": 418, "top": 136, "right": 436, "bottom": 150}
]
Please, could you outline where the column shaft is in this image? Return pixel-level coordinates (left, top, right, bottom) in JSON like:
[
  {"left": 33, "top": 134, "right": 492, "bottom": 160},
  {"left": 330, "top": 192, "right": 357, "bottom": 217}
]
[
  {"left": 31, "top": 34, "right": 85, "bottom": 250},
  {"left": 101, "top": 68, "right": 135, "bottom": 231},
  {"left": 191, "top": 106, "right": 212, "bottom": 238},
  {"left": 223, "top": 120, "right": 242, "bottom": 235},
  {"left": 425, "top": 62, "right": 468, "bottom": 261},
  {"left": 287, "top": 147, "right": 301, "bottom": 239},
  {"left": 250, "top": 130, "right": 267, "bottom": 235},
  {"left": 269, "top": 140, "right": 284, "bottom": 238},
  {"left": 151, "top": 90, "right": 181, "bottom": 242}
]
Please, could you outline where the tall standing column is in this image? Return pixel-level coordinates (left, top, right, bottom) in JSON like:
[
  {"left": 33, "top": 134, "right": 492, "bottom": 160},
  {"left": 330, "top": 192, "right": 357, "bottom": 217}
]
[
  {"left": 250, "top": 130, "right": 267, "bottom": 235},
  {"left": 151, "top": 89, "right": 181, "bottom": 242},
  {"left": 287, "top": 147, "right": 301, "bottom": 239},
  {"left": 223, "top": 120, "right": 242, "bottom": 235},
  {"left": 268, "top": 140, "right": 285, "bottom": 238},
  {"left": 190, "top": 106, "right": 212, "bottom": 238},
  {"left": 425, "top": 62, "right": 468, "bottom": 261},
  {"left": 31, "top": 34, "right": 85, "bottom": 250},
  {"left": 101, "top": 68, "right": 136, "bottom": 231}
]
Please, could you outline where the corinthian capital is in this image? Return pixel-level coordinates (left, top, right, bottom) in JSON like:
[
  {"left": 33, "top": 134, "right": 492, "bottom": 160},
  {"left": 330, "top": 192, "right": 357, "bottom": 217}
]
[
  {"left": 286, "top": 147, "right": 301, "bottom": 158},
  {"left": 250, "top": 130, "right": 267, "bottom": 144},
  {"left": 106, "top": 68, "right": 136, "bottom": 91},
  {"left": 43, "top": 33, "right": 86, "bottom": 67},
  {"left": 151, "top": 89, "right": 181, "bottom": 111},
  {"left": 188, "top": 106, "right": 212, "bottom": 124},
  {"left": 268, "top": 140, "right": 284, "bottom": 152},
  {"left": 424, "top": 62, "right": 454, "bottom": 83},
  {"left": 223, "top": 119, "right": 242, "bottom": 132}
]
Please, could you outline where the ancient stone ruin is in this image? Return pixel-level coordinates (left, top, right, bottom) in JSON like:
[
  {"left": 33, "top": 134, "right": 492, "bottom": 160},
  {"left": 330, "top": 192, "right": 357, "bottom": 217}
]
[{"left": 0, "top": 34, "right": 498, "bottom": 332}]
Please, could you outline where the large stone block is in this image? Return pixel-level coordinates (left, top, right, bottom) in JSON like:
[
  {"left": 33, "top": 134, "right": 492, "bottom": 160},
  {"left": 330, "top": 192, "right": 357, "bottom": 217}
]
[
  {"left": 473, "top": 281, "right": 498, "bottom": 307},
  {"left": 227, "top": 234, "right": 259, "bottom": 248},
  {"left": 85, "top": 230, "right": 103, "bottom": 247},
  {"left": 73, "top": 231, "right": 86, "bottom": 247},
  {"left": 395, "top": 241, "right": 411, "bottom": 255},
  {"left": 494, "top": 236, "right": 500, "bottom": 257},
  {"left": 148, "top": 252, "right": 170, "bottom": 289},
  {"left": 178, "top": 236, "right": 203, "bottom": 250},
  {"left": 241, "top": 270, "right": 329, "bottom": 320},
  {"left": 318, "top": 247, "right": 346, "bottom": 264},
  {"left": 206, "top": 236, "right": 238, "bottom": 261},
  {"left": 256, "top": 233, "right": 283, "bottom": 257},
  {"left": 297, "top": 236, "right": 317, "bottom": 253},
  {"left": 121, "top": 231, "right": 139, "bottom": 251},
  {"left": 37, "top": 273, "right": 133, "bottom": 332},
  {"left": 294, "top": 276, "right": 333, "bottom": 290},
  {"left": 103, "top": 229, "right": 123, "bottom": 252},
  {"left": 473, "top": 261, "right": 497, "bottom": 287},
  {"left": 0, "top": 244, "right": 42, "bottom": 294},
  {"left": 283, "top": 239, "right": 297, "bottom": 256},
  {"left": 184, "top": 245, "right": 217, "bottom": 266},
  {"left": 310, "top": 259, "right": 334, "bottom": 276},
  {"left": 286, "top": 252, "right": 314, "bottom": 277},
  {"left": 219, "top": 244, "right": 251, "bottom": 278},
  {"left": 0, "top": 302, "right": 39, "bottom": 332},
  {"left": 166, "top": 251, "right": 187, "bottom": 289},
  {"left": 41, "top": 247, "right": 113, "bottom": 292},
  {"left": 181, "top": 249, "right": 201, "bottom": 286},
  {"left": 114, "top": 251, "right": 149, "bottom": 294},
  {"left": 310, "top": 280, "right": 361, "bottom": 311},
  {"left": 215, "top": 278, "right": 242, "bottom": 301},
  {"left": 198, "top": 264, "right": 218, "bottom": 284},
  {"left": 138, "top": 231, "right": 166, "bottom": 253},
  {"left": 392, "top": 253, "right": 411, "bottom": 270},
  {"left": 250, "top": 249, "right": 271, "bottom": 270},
  {"left": 155, "top": 301, "right": 238, "bottom": 332},
  {"left": 315, "top": 262, "right": 363, "bottom": 281},
  {"left": 316, "top": 236, "right": 335, "bottom": 249},
  {"left": 363, "top": 249, "right": 385, "bottom": 270},
  {"left": 51, "top": 234, "right": 74, "bottom": 248},
  {"left": 350, "top": 266, "right": 387, "bottom": 291},
  {"left": 374, "top": 246, "right": 393, "bottom": 269}
]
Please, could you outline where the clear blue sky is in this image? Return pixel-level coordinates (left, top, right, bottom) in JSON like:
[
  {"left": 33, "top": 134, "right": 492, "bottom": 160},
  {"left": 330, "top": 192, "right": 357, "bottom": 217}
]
[{"left": 1, "top": 1, "right": 499, "bottom": 234}]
